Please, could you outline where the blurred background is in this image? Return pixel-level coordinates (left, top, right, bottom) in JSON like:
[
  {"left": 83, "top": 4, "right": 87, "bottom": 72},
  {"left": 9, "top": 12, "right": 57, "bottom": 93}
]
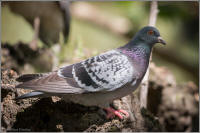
[
  {"left": 2, "top": 1, "right": 198, "bottom": 85},
  {"left": 1, "top": 1, "right": 199, "bottom": 132}
]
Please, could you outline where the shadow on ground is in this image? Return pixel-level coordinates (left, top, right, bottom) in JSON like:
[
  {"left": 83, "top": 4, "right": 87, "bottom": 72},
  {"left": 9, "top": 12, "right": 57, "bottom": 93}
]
[{"left": 12, "top": 98, "right": 105, "bottom": 132}]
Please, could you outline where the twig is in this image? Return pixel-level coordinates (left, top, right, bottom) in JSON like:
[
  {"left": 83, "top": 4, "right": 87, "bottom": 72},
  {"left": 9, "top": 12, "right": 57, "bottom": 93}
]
[
  {"left": 140, "top": 1, "right": 159, "bottom": 108},
  {"left": 148, "top": 1, "right": 159, "bottom": 27}
]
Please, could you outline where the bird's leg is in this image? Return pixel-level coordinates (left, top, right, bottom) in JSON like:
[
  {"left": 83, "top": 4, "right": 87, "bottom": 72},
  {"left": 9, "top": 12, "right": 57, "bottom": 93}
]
[
  {"left": 104, "top": 107, "right": 129, "bottom": 119},
  {"left": 29, "top": 17, "right": 40, "bottom": 51}
]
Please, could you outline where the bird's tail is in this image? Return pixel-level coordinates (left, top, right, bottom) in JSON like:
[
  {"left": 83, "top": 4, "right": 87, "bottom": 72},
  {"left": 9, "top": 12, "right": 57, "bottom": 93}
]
[
  {"left": 15, "top": 73, "right": 50, "bottom": 100},
  {"left": 15, "top": 72, "right": 83, "bottom": 96},
  {"left": 16, "top": 73, "right": 47, "bottom": 82},
  {"left": 15, "top": 91, "right": 45, "bottom": 100}
]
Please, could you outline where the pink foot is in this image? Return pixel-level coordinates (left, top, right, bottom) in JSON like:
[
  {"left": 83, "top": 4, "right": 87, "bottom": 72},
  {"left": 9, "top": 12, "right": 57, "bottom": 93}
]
[{"left": 104, "top": 107, "right": 129, "bottom": 119}]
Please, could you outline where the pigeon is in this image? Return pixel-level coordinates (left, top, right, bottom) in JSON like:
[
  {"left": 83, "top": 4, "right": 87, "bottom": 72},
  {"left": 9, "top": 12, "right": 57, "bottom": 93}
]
[
  {"left": 7, "top": 1, "right": 71, "bottom": 46},
  {"left": 15, "top": 26, "right": 166, "bottom": 119}
]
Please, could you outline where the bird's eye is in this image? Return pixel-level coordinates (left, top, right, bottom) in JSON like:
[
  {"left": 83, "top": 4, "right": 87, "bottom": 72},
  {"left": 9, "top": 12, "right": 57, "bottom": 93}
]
[{"left": 147, "top": 30, "right": 154, "bottom": 35}]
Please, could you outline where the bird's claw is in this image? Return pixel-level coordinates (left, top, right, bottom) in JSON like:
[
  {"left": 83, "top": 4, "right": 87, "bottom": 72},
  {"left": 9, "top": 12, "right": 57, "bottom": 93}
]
[{"left": 104, "top": 107, "right": 129, "bottom": 119}]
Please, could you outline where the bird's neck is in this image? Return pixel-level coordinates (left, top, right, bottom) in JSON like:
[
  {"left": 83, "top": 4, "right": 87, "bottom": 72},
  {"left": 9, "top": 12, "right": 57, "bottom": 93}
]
[
  {"left": 119, "top": 41, "right": 152, "bottom": 59},
  {"left": 118, "top": 42, "right": 152, "bottom": 74}
]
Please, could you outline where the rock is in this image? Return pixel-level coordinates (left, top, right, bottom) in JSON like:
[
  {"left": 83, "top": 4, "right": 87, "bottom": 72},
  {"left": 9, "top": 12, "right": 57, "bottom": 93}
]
[
  {"left": 1, "top": 43, "right": 54, "bottom": 73},
  {"left": 147, "top": 63, "right": 199, "bottom": 132}
]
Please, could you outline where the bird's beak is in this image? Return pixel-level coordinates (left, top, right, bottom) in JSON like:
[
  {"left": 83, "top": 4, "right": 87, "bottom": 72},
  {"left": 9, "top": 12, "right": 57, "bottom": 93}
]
[{"left": 157, "top": 36, "right": 166, "bottom": 45}]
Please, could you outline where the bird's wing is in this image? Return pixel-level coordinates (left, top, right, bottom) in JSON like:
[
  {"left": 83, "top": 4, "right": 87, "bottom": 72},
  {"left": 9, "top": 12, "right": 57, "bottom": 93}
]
[
  {"left": 58, "top": 50, "right": 135, "bottom": 92},
  {"left": 16, "top": 50, "right": 135, "bottom": 94}
]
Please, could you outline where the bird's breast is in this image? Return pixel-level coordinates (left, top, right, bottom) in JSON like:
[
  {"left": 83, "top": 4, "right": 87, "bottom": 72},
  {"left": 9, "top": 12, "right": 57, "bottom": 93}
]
[{"left": 120, "top": 48, "right": 150, "bottom": 78}]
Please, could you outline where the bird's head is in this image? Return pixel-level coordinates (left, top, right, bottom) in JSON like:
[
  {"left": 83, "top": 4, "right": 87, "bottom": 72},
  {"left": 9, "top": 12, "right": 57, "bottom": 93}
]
[{"left": 134, "top": 26, "right": 166, "bottom": 46}]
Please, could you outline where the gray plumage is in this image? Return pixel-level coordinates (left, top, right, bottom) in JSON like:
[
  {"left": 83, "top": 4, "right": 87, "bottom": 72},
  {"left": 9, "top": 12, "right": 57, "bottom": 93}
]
[{"left": 15, "top": 26, "right": 166, "bottom": 109}]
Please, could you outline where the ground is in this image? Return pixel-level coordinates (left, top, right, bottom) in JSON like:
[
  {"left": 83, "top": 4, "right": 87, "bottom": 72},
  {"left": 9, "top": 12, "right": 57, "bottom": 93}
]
[{"left": 1, "top": 61, "right": 198, "bottom": 131}]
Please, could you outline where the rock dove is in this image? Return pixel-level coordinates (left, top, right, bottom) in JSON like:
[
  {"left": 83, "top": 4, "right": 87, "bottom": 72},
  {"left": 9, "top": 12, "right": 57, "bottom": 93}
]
[
  {"left": 15, "top": 26, "right": 166, "bottom": 119},
  {"left": 7, "top": 1, "right": 70, "bottom": 46}
]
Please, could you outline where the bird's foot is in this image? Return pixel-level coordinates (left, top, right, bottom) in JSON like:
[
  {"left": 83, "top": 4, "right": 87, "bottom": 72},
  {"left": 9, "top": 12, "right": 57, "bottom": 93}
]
[{"left": 104, "top": 107, "right": 129, "bottom": 119}]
